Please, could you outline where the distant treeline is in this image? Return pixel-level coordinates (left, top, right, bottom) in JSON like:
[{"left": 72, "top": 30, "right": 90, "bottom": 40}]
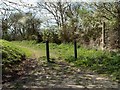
[{"left": 1, "top": 2, "right": 120, "bottom": 50}]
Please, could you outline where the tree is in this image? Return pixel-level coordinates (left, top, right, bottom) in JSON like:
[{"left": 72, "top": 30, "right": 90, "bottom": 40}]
[
  {"left": 38, "top": 2, "right": 82, "bottom": 43},
  {"left": 2, "top": 12, "right": 42, "bottom": 41},
  {"left": 93, "top": 2, "right": 120, "bottom": 50}
]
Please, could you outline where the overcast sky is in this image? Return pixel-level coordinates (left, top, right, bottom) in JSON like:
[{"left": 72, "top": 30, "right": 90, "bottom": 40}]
[
  {"left": 0, "top": 0, "right": 118, "bottom": 29},
  {"left": 6, "top": 0, "right": 38, "bottom": 6}
]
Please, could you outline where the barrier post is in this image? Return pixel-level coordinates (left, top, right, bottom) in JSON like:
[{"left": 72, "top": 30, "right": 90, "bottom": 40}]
[{"left": 74, "top": 39, "right": 77, "bottom": 59}]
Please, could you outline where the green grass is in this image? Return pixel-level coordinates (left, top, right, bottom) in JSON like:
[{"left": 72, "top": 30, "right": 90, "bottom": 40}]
[
  {"left": 12, "top": 40, "right": 46, "bottom": 58},
  {"left": 66, "top": 47, "right": 120, "bottom": 81},
  {"left": 1, "top": 39, "right": 32, "bottom": 66},
  {"left": 12, "top": 41, "right": 74, "bottom": 58},
  {"left": 12, "top": 40, "right": 120, "bottom": 81}
]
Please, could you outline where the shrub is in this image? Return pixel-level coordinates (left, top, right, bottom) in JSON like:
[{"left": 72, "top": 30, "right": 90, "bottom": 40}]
[{"left": 0, "top": 39, "right": 31, "bottom": 66}]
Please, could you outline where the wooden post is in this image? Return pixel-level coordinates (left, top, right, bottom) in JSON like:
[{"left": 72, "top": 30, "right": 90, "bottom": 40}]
[
  {"left": 46, "top": 40, "right": 50, "bottom": 62},
  {"left": 101, "top": 22, "right": 105, "bottom": 50},
  {"left": 74, "top": 39, "right": 77, "bottom": 59}
]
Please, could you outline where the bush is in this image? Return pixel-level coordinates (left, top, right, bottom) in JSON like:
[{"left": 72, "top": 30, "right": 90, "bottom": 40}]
[{"left": 0, "top": 39, "right": 30, "bottom": 66}]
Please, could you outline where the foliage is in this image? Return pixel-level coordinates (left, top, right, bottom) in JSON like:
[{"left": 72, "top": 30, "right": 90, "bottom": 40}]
[
  {"left": 42, "top": 28, "right": 61, "bottom": 44},
  {"left": 1, "top": 39, "right": 32, "bottom": 66},
  {"left": 1, "top": 2, "right": 120, "bottom": 50},
  {"left": 2, "top": 12, "right": 42, "bottom": 41}
]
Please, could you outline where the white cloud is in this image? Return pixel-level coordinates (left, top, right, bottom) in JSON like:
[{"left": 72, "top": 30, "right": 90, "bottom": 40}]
[
  {"left": 21, "top": 0, "right": 38, "bottom": 6},
  {"left": 4, "top": 0, "right": 39, "bottom": 6}
]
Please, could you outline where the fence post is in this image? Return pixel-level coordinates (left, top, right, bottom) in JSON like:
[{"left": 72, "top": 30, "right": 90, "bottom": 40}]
[
  {"left": 101, "top": 21, "right": 105, "bottom": 50},
  {"left": 46, "top": 40, "right": 50, "bottom": 62},
  {"left": 74, "top": 39, "right": 77, "bottom": 59}
]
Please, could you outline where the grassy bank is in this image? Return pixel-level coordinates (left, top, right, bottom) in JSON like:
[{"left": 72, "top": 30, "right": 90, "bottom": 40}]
[{"left": 1, "top": 39, "right": 32, "bottom": 67}]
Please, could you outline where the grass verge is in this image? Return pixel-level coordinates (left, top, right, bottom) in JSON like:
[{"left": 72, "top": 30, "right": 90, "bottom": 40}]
[{"left": 12, "top": 40, "right": 120, "bottom": 81}]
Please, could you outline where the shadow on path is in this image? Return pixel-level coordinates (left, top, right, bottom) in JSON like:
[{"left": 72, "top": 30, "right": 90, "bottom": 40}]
[{"left": 2, "top": 57, "right": 119, "bottom": 89}]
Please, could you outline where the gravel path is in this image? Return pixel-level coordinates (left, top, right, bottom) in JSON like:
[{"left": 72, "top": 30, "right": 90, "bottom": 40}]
[{"left": 2, "top": 58, "right": 119, "bottom": 89}]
